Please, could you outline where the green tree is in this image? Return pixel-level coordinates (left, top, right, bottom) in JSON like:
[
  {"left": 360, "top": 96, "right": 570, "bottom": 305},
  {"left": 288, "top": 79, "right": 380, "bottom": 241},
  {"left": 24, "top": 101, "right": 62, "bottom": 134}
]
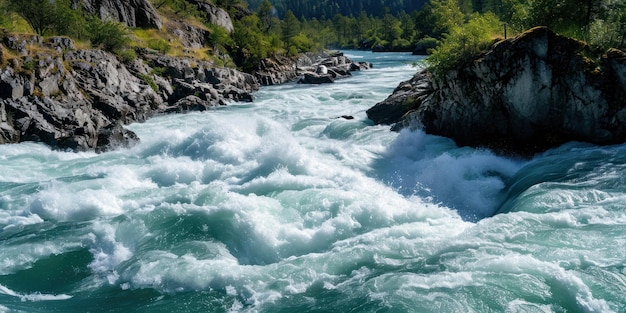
[
  {"left": 381, "top": 10, "right": 402, "bottom": 44},
  {"left": 258, "top": 0, "right": 275, "bottom": 32},
  {"left": 232, "top": 14, "right": 278, "bottom": 71},
  {"left": 7, "top": 0, "right": 86, "bottom": 37},
  {"left": 54, "top": 0, "right": 87, "bottom": 38},
  {"left": 9, "top": 0, "right": 57, "bottom": 35},
  {"left": 282, "top": 10, "right": 300, "bottom": 43},
  {"left": 427, "top": 12, "right": 501, "bottom": 74},
  {"left": 414, "top": 3, "right": 438, "bottom": 38},
  {"left": 430, "top": 0, "right": 466, "bottom": 34},
  {"left": 398, "top": 10, "right": 416, "bottom": 42}
]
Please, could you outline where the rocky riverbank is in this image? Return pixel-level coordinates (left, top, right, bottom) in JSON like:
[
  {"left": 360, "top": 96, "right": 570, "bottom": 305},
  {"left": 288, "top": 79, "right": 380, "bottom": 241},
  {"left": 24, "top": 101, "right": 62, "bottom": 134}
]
[
  {"left": 0, "top": 33, "right": 369, "bottom": 152},
  {"left": 367, "top": 27, "right": 626, "bottom": 156},
  {"left": 254, "top": 51, "right": 371, "bottom": 85}
]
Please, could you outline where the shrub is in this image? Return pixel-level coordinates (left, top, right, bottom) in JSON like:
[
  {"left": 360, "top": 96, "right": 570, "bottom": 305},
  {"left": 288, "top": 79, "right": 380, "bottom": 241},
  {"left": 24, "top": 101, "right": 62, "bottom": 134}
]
[
  {"left": 426, "top": 13, "right": 502, "bottom": 75},
  {"left": 288, "top": 33, "right": 314, "bottom": 54},
  {"left": 414, "top": 37, "right": 439, "bottom": 55},
  {"left": 87, "top": 17, "right": 130, "bottom": 52},
  {"left": 147, "top": 38, "right": 170, "bottom": 54},
  {"left": 7, "top": 0, "right": 86, "bottom": 37},
  {"left": 115, "top": 48, "right": 137, "bottom": 63},
  {"left": 139, "top": 74, "right": 158, "bottom": 92}
]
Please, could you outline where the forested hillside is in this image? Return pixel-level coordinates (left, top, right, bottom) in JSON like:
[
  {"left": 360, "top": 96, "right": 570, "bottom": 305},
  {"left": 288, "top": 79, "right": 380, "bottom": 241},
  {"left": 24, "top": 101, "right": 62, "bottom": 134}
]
[
  {"left": 0, "top": 0, "right": 623, "bottom": 74},
  {"left": 246, "top": 0, "right": 427, "bottom": 18}
]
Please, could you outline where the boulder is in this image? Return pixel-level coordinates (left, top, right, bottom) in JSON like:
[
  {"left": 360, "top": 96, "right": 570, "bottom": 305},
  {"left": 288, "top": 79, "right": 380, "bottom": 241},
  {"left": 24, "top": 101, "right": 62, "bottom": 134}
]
[
  {"left": 254, "top": 54, "right": 302, "bottom": 86},
  {"left": 368, "top": 27, "right": 626, "bottom": 156},
  {"left": 255, "top": 51, "right": 369, "bottom": 86},
  {"left": 297, "top": 72, "right": 334, "bottom": 84}
]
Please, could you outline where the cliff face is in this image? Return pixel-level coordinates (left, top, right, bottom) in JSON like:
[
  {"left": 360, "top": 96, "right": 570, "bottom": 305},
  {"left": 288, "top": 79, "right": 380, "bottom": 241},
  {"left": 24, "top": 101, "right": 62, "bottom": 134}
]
[
  {"left": 368, "top": 27, "right": 626, "bottom": 156},
  {"left": 81, "top": 0, "right": 163, "bottom": 29},
  {"left": 0, "top": 34, "right": 258, "bottom": 152},
  {"left": 0, "top": 33, "right": 364, "bottom": 152}
]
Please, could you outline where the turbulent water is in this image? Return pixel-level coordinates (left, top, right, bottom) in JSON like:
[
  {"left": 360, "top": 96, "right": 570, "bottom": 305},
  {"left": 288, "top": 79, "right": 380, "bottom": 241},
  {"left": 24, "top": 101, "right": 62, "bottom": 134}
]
[{"left": 1, "top": 51, "right": 625, "bottom": 313}]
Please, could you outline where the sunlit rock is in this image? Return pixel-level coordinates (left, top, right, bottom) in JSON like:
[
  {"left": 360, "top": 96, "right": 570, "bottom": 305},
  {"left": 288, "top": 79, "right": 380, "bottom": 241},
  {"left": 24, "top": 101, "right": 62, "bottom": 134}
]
[{"left": 368, "top": 27, "right": 626, "bottom": 156}]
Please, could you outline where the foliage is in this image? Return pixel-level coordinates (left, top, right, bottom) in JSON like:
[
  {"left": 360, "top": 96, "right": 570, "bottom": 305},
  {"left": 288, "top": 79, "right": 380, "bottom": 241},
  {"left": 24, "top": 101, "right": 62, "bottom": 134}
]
[
  {"left": 585, "top": 2, "right": 626, "bottom": 50},
  {"left": 430, "top": 0, "right": 466, "bottom": 34},
  {"left": 0, "top": 0, "right": 7, "bottom": 27},
  {"left": 139, "top": 74, "right": 159, "bottom": 92},
  {"left": 7, "top": 0, "right": 85, "bottom": 37},
  {"left": 427, "top": 12, "right": 502, "bottom": 75},
  {"left": 231, "top": 14, "right": 278, "bottom": 71},
  {"left": 153, "top": 0, "right": 203, "bottom": 18},
  {"left": 147, "top": 38, "right": 170, "bottom": 54},
  {"left": 208, "top": 24, "right": 234, "bottom": 51},
  {"left": 246, "top": 0, "right": 428, "bottom": 18},
  {"left": 86, "top": 17, "right": 131, "bottom": 52},
  {"left": 414, "top": 37, "right": 439, "bottom": 54},
  {"left": 288, "top": 33, "right": 314, "bottom": 54},
  {"left": 115, "top": 48, "right": 137, "bottom": 63}
]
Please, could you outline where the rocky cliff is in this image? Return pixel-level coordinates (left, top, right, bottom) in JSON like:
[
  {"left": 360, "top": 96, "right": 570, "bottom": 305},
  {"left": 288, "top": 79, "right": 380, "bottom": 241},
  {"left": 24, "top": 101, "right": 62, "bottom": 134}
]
[
  {"left": 0, "top": 34, "right": 258, "bottom": 151},
  {"left": 81, "top": 0, "right": 163, "bottom": 29},
  {"left": 0, "top": 32, "right": 367, "bottom": 152},
  {"left": 367, "top": 27, "right": 626, "bottom": 156}
]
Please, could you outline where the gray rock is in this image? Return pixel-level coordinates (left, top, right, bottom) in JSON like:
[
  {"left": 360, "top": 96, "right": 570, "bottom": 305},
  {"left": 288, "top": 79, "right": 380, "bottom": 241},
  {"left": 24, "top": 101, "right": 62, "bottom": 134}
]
[
  {"left": 81, "top": 0, "right": 163, "bottom": 29},
  {"left": 257, "top": 51, "right": 366, "bottom": 86},
  {"left": 368, "top": 27, "right": 626, "bottom": 156},
  {"left": 166, "top": 95, "right": 216, "bottom": 113},
  {"left": 3, "top": 34, "right": 42, "bottom": 55},
  {"left": 193, "top": 0, "right": 235, "bottom": 33},
  {"left": 46, "top": 36, "right": 75, "bottom": 51},
  {"left": 297, "top": 72, "right": 334, "bottom": 84},
  {"left": 0, "top": 31, "right": 260, "bottom": 152}
]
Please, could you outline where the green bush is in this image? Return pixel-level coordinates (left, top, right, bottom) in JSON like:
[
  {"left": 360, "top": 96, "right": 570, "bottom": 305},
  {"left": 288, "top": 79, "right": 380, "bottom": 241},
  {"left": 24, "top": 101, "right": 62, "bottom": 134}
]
[
  {"left": 427, "top": 13, "right": 501, "bottom": 75},
  {"left": 7, "top": 0, "right": 86, "bottom": 37},
  {"left": 87, "top": 17, "right": 131, "bottom": 52},
  {"left": 147, "top": 38, "right": 170, "bottom": 54},
  {"left": 288, "top": 33, "right": 314, "bottom": 53},
  {"left": 414, "top": 37, "right": 439, "bottom": 54},
  {"left": 139, "top": 74, "right": 158, "bottom": 92},
  {"left": 115, "top": 48, "right": 137, "bottom": 63}
]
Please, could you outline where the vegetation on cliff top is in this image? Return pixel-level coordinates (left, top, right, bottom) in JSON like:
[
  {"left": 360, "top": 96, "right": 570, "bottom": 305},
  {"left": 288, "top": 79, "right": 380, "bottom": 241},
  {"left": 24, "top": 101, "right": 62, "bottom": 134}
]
[{"left": 0, "top": 0, "right": 623, "bottom": 75}]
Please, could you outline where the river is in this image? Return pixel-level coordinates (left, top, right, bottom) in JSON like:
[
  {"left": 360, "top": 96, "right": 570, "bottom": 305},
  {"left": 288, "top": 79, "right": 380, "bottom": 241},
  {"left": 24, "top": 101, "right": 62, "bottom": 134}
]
[{"left": 0, "top": 51, "right": 624, "bottom": 312}]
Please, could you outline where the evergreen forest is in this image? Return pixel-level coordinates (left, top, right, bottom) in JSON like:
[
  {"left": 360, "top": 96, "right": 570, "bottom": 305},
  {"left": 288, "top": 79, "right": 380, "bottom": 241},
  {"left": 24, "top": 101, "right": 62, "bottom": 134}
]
[{"left": 0, "top": 0, "right": 624, "bottom": 74}]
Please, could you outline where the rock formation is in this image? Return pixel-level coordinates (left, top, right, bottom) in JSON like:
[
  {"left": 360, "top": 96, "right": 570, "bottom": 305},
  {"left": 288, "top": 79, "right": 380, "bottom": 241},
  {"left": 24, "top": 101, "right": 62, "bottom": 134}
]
[
  {"left": 254, "top": 51, "right": 371, "bottom": 86},
  {"left": 81, "top": 0, "right": 163, "bottom": 29},
  {"left": 0, "top": 32, "right": 365, "bottom": 152},
  {"left": 367, "top": 27, "right": 626, "bottom": 156},
  {"left": 192, "top": 0, "right": 235, "bottom": 33},
  {"left": 0, "top": 34, "right": 257, "bottom": 151}
]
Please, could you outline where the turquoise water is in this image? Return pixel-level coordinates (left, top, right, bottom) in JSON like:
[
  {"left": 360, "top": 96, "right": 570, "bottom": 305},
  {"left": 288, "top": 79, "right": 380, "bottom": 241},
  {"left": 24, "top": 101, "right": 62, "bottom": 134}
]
[{"left": 0, "top": 51, "right": 624, "bottom": 312}]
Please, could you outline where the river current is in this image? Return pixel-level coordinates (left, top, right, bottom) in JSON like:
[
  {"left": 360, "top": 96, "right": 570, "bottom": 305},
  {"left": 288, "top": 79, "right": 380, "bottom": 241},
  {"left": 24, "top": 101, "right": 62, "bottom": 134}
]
[{"left": 0, "top": 51, "right": 624, "bottom": 312}]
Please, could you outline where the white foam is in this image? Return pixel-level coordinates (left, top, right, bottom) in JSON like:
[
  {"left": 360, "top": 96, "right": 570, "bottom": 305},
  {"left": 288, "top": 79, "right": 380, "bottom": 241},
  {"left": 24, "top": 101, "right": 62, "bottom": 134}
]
[
  {"left": 28, "top": 186, "right": 123, "bottom": 221},
  {"left": 378, "top": 129, "right": 523, "bottom": 220},
  {"left": 0, "top": 283, "right": 72, "bottom": 301}
]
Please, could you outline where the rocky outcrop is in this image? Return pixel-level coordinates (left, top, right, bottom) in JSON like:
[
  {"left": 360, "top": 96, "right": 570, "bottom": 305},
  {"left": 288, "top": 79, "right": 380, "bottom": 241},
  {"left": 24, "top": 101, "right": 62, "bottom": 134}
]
[
  {"left": 165, "top": 19, "right": 209, "bottom": 49},
  {"left": 0, "top": 35, "right": 258, "bottom": 151},
  {"left": 81, "top": 0, "right": 163, "bottom": 29},
  {"left": 192, "top": 0, "right": 235, "bottom": 33},
  {"left": 368, "top": 27, "right": 626, "bottom": 156},
  {"left": 0, "top": 44, "right": 154, "bottom": 151},
  {"left": 138, "top": 50, "right": 258, "bottom": 106},
  {"left": 255, "top": 52, "right": 371, "bottom": 86}
]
